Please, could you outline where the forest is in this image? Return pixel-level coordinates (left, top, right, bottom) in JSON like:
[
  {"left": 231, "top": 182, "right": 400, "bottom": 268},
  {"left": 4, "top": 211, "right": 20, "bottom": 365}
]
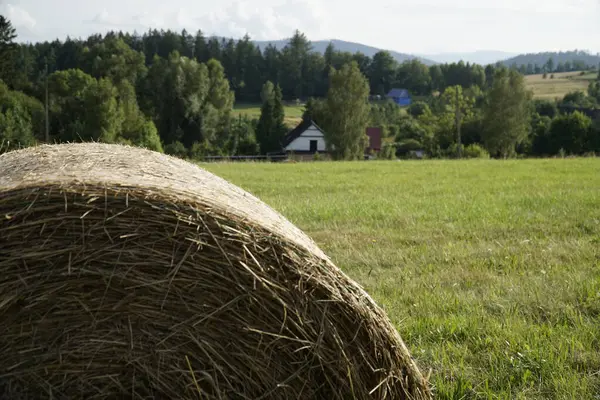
[{"left": 0, "top": 15, "right": 599, "bottom": 160}]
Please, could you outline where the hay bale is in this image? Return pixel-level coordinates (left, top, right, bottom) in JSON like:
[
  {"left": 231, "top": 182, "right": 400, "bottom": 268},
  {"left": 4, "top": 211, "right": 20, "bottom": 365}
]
[{"left": 0, "top": 143, "right": 430, "bottom": 399}]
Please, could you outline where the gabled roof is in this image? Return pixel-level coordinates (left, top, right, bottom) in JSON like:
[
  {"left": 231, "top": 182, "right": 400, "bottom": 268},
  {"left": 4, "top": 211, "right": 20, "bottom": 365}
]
[
  {"left": 281, "top": 118, "right": 326, "bottom": 147},
  {"left": 387, "top": 88, "right": 410, "bottom": 98}
]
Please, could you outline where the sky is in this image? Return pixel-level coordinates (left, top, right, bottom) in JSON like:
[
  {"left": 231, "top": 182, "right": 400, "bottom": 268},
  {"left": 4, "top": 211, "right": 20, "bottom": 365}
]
[{"left": 1, "top": 0, "right": 599, "bottom": 55}]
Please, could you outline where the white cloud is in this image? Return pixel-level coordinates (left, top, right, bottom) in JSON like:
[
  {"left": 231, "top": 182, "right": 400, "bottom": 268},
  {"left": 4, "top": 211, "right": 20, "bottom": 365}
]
[
  {"left": 1, "top": 3, "right": 36, "bottom": 29},
  {"left": 0, "top": 2, "right": 39, "bottom": 40},
  {"left": 3, "top": 0, "right": 599, "bottom": 53},
  {"left": 87, "top": 0, "right": 330, "bottom": 40},
  {"left": 91, "top": 9, "right": 127, "bottom": 26}
]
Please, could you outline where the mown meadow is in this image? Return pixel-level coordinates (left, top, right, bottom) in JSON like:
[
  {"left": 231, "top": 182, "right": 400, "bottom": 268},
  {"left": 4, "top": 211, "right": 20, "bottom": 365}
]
[{"left": 203, "top": 159, "right": 600, "bottom": 399}]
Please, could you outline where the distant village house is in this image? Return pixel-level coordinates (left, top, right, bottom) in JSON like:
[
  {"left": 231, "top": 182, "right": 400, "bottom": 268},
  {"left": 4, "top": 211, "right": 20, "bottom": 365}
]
[
  {"left": 281, "top": 119, "right": 328, "bottom": 159},
  {"left": 386, "top": 89, "right": 412, "bottom": 106},
  {"left": 282, "top": 119, "right": 384, "bottom": 159}
]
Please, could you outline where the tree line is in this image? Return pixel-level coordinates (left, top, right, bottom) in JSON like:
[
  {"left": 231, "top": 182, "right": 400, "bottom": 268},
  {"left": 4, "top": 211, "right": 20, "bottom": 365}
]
[
  {"left": 1, "top": 15, "right": 599, "bottom": 160},
  {"left": 504, "top": 50, "right": 600, "bottom": 75},
  {"left": 5, "top": 25, "right": 494, "bottom": 101}
]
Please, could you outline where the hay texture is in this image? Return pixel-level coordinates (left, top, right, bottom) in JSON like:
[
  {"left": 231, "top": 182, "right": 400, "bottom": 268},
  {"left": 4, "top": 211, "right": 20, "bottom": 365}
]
[{"left": 0, "top": 143, "right": 430, "bottom": 399}]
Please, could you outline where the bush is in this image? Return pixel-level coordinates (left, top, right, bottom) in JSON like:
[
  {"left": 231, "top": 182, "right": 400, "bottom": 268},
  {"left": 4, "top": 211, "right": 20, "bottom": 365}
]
[
  {"left": 550, "top": 74, "right": 555, "bottom": 79},
  {"left": 396, "top": 138, "right": 423, "bottom": 153},
  {"left": 164, "top": 141, "right": 188, "bottom": 159},
  {"left": 463, "top": 144, "right": 490, "bottom": 159},
  {"left": 379, "top": 144, "right": 396, "bottom": 160},
  {"left": 407, "top": 101, "right": 430, "bottom": 118}
]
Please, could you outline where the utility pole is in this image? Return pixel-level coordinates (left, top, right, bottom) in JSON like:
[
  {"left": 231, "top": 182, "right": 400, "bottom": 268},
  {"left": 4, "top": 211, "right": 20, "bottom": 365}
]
[{"left": 44, "top": 61, "right": 50, "bottom": 143}]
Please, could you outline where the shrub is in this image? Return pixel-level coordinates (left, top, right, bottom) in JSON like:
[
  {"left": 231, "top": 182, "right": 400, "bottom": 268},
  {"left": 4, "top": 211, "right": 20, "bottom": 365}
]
[
  {"left": 407, "top": 101, "right": 430, "bottom": 118},
  {"left": 164, "top": 141, "right": 188, "bottom": 159},
  {"left": 379, "top": 144, "right": 396, "bottom": 160},
  {"left": 463, "top": 144, "right": 490, "bottom": 159}
]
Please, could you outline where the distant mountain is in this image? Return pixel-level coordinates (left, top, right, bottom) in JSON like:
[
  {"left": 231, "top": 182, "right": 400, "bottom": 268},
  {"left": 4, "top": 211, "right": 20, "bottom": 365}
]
[
  {"left": 419, "top": 50, "right": 519, "bottom": 65},
  {"left": 501, "top": 50, "right": 600, "bottom": 68},
  {"left": 251, "top": 39, "right": 437, "bottom": 66}
]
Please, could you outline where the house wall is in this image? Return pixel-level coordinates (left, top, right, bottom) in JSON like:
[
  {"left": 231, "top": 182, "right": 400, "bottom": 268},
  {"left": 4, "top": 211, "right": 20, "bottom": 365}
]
[
  {"left": 284, "top": 124, "right": 327, "bottom": 152},
  {"left": 394, "top": 97, "right": 412, "bottom": 106}
]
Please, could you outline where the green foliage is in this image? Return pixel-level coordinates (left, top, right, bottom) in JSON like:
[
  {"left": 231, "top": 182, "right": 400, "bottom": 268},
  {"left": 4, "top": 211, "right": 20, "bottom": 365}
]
[
  {"left": 560, "top": 91, "right": 597, "bottom": 108},
  {"left": 0, "top": 83, "right": 36, "bottom": 153},
  {"left": 115, "top": 80, "right": 163, "bottom": 152},
  {"left": 368, "top": 51, "right": 397, "bottom": 96},
  {"left": 0, "top": 81, "right": 44, "bottom": 141},
  {"left": 324, "top": 62, "right": 371, "bottom": 160},
  {"left": 441, "top": 85, "right": 475, "bottom": 157},
  {"left": 138, "top": 53, "right": 232, "bottom": 152},
  {"left": 407, "top": 101, "right": 430, "bottom": 118},
  {"left": 228, "top": 116, "right": 259, "bottom": 155},
  {"left": 530, "top": 114, "right": 553, "bottom": 156},
  {"left": 396, "top": 60, "right": 432, "bottom": 94},
  {"left": 82, "top": 37, "right": 147, "bottom": 84},
  {"left": 164, "top": 141, "right": 188, "bottom": 158},
  {"left": 379, "top": 143, "right": 396, "bottom": 160},
  {"left": 483, "top": 69, "right": 533, "bottom": 158},
  {"left": 548, "top": 111, "right": 594, "bottom": 155},
  {"left": 3, "top": 15, "right": 600, "bottom": 159},
  {"left": 587, "top": 81, "right": 600, "bottom": 102},
  {"left": 0, "top": 16, "right": 17, "bottom": 85},
  {"left": 533, "top": 99, "right": 558, "bottom": 118},
  {"left": 48, "top": 69, "right": 122, "bottom": 143},
  {"left": 463, "top": 143, "right": 490, "bottom": 158},
  {"left": 256, "top": 81, "right": 287, "bottom": 154},
  {"left": 279, "top": 30, "right": 312, "bottom": 99},
  {"left": 396, "top": 138, "right": 423, "bottom": 153},
  {"left": 302, "top": 97, "right": 328, "bottom": 127}
]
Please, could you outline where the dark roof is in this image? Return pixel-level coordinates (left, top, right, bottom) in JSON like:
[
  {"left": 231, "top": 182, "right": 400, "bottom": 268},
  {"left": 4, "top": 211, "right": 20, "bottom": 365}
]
[
  {"left": 281, "top": 118, "right": 326, "bottom": 147},
  {"left": 387, "top": 88, "right": 410, "bottom": 98}
]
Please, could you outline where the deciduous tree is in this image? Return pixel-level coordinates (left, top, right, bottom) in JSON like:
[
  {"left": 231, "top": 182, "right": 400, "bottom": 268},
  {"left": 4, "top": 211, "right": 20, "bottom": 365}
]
[
  {"left": 324, "top": 61, "right": 371, "bottom": 160},
  {"left": 548, "top": 111, "right": 593, "bottom": 155},
  {"left": 441, "top": 85, "right": 475, "bottom": 157},
  {"left": 482, "top": 69, "right": 533, "bottom": 158}
]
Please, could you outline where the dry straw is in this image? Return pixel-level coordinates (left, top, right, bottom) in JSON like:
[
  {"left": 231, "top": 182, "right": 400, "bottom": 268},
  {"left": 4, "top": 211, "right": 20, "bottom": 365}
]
[{"left": 0, "top": 143, "right": 430, "bottom": 399}]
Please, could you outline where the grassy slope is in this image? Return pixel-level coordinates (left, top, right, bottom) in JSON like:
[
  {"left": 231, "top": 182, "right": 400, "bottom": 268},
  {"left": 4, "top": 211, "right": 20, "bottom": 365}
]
[
  {"left": 232, "top": 103, "right": 305, "bottom": 128},
  {"left": 525, "top": 71, "right": 596, "bottom": 100},
  {"left": 202, "top": 159, "right": 600, "bottom": 399}
]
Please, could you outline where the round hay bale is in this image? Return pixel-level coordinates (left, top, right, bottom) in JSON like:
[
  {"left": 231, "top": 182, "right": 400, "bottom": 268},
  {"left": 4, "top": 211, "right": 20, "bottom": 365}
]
[{"left": 0, "top": 143, "right": 430, "bottom": 399}]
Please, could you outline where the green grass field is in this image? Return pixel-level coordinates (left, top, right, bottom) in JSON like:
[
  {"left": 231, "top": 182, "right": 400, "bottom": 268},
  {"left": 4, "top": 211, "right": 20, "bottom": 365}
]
[
  {"left": 525, "top": 71, "right": 595, "bottom": 100},
  {"left": 232, "top": 103, "right": 305, "bottom": 128},
  {"left": 202, "top": 159, "right": 600, "bottom": 399}
]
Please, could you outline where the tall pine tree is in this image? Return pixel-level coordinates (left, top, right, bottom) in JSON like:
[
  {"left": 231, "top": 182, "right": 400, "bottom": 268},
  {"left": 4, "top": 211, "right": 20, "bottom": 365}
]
[
  {"left": 256, "top": 81, "right": 287, "bottom": 154},
  {"left": 0, "top": 16, "right": 17, "bottom": 86}
]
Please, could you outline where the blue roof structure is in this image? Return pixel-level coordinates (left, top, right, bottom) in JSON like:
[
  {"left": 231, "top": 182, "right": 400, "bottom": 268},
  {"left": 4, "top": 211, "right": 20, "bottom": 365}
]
[{"left": 387, "top": 89, "right": 410, "bottom": 98}]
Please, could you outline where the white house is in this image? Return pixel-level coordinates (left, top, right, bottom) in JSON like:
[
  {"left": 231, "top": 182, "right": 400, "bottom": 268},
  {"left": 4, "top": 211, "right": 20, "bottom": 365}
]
[{"left": 281, "top": 119, "right": 327, "bottom": 154}]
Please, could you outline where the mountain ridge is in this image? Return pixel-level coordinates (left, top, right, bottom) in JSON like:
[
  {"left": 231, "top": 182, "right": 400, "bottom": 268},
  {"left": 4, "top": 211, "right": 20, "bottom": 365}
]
[{"left": 251, "top": 38, "right": 438, "bottom": 66}]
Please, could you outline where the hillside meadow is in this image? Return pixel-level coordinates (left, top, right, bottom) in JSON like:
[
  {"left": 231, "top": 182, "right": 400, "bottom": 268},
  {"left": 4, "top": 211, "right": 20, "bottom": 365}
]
[
  {"left": 202, "top": 159, "right": 600, "bottom": 399},
  {"left": 232, "top": 102, "right": 305, "bottom": 128},
  {"left": 525, "top": 71, "right": 596, "bottom": 100}
]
